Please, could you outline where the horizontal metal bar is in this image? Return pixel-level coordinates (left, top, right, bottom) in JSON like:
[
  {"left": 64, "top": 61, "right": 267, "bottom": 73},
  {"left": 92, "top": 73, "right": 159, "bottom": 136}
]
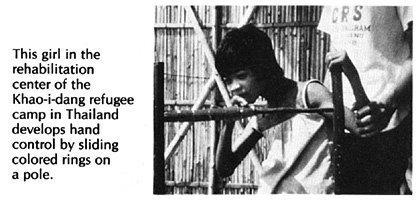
[
  {"left": 164, "top": 100, "right": 266, "bottom": 107},
  {"left": 164, "top": 107, "right": 334, "bottom": 122},
  {"left": 165, "top": 99, "right": 214, "bottom": 106}
]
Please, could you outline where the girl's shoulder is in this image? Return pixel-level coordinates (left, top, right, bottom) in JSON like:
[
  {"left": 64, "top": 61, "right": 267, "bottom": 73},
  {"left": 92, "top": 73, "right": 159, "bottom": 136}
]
[{"left": 301, "top": 80, "right": 332, "bottom": 108}]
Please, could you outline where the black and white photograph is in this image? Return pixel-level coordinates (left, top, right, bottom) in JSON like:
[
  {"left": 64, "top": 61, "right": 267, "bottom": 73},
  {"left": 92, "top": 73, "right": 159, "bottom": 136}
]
[
  {"left": 155, "top": 5, "right": 412, "bottom": 195},
  {"left": 1, "top": 1, "right": 415, "bottom": 199}
]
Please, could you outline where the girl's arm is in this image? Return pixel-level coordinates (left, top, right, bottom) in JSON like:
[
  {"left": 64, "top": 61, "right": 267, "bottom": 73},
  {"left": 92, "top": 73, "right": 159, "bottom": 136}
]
[
  {"left": 306, "top": 82, "right": 360, "bottom": 135},
  {"left": 215, "top": 120, "right": 263, "bottom": 177},
  {"left": 216, "top": 96, "right": 295, "bottom": 177}
]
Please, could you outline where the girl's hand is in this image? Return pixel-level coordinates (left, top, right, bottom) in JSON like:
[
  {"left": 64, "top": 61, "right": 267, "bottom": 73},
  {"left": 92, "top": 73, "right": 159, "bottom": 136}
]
[{"left": 230, "top": 95, "right": 249, "bottom": 107}]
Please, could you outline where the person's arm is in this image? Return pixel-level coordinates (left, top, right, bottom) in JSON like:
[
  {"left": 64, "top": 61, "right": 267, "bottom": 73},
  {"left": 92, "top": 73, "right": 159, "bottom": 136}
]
[
  {"left": 324, "top": 49, "right": 398, "bottom": 137},
  {"left": 306, "top": 82, "right": 360, "bottom": 135},
  {"left": 215, "top": 119, "right": 262, "bottom": 177},
  {"left": 356, "top": 62, "right": 411, "bottom": 136},
  {"left": 215, "top": 96, "right": 294, "bottom": 177},
  {"left": 355, "top": 22, "right": 412, "bottom": 136},
  {"left": 325, "top": 50, "right": 370, "bottom": 110}
]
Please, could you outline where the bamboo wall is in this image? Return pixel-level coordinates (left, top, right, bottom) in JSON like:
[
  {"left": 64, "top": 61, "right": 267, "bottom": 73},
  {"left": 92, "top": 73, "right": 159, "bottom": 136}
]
[{"left": 154, "top": 5, "right": 330, "bottom": 194}]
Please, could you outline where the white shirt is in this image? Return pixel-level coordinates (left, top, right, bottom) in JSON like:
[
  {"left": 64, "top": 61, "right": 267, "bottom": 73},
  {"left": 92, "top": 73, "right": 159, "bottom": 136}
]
[{"left": 318, "top": 6, "right": 412, "bottom": 131}]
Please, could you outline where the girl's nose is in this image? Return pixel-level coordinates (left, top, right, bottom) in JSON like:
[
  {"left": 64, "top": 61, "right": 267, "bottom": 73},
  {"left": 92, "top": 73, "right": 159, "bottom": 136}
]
[{"left": 228, "top": 80, "right": 241, "bottom": 94}]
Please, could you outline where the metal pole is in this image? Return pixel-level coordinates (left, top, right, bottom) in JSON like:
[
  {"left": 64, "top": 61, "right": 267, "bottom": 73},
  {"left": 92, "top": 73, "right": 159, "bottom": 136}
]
[
  {"left": 330, "top": 66, "right": 344, "bottom": 194},
  {"left": 208, "top": 120, "right": 219, "bottom": 194},
  {"left": 208, "top": 6, "right": 222, "bottom": 195},
  {"left": 164, "top": 107, "right": 334, "bottom": 122},
  {"left": 154, "top": 62, "right": 166, "bottom": 194}
]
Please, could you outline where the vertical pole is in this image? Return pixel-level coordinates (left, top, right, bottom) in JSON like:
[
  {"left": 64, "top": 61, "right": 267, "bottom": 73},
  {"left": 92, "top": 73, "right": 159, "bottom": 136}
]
[
  {"left": 154, "top": 62, "right": 166, "bottom": 194},
  {"left": 208, "top": 6, "right": 223, "bottom": 195},
  {"left": 330, "top": 66, "right": 344, "bottom": 194},
  {"left": 208, "top": 120, "right": 219, "bottom": 194},
  {"left": 214, "top": 6, "right": 223, "bottom": 47}
]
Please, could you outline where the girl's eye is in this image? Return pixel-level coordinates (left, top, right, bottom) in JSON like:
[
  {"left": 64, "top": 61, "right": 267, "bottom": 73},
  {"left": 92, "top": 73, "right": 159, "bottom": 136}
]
[
  {"left": 236, "top": 71, "right": 249, "bottom": 80},
  {"left": 223, "top": 77, "right": 232, "bottom": 85}
]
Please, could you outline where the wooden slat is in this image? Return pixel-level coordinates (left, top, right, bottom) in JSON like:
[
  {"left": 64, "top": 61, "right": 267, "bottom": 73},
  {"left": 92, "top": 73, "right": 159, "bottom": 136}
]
[
  {"left": 165, "top": 181, "right": 258, "bottom": 189},
  {"left": 164, "top": 75, "right": 216, "bottom": 162}
]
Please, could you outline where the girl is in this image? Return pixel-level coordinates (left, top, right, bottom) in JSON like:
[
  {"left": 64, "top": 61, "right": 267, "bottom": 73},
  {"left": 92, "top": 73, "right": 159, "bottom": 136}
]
[{"left": 215, "top": 24, "right": 364, "bottom": 194}]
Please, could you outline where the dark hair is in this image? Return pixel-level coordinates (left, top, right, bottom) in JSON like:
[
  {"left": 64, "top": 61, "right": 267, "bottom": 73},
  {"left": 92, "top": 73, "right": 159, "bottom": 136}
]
[{"left": 215, "top": 24, "right": 284, "bottom": 81}]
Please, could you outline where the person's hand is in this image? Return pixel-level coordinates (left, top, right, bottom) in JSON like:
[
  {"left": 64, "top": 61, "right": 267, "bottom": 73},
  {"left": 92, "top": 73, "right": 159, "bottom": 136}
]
[
  {"left": 256, "top": 112, "right": 281, "bottom": 132},
  {"left": 230, "top": 95, "right": 249, "bottom": 107},
  {"left": 325, "top": 50, "right": 356, "bottom": 76},
  {"left": 230, "top": 95, "right": 276, "bottom": 131},
  {"left": 355, "top": 102, "right": 395, "bottom": 138},
  {"left": 226, "top": 95, "right": 253, "bottom": 125}
]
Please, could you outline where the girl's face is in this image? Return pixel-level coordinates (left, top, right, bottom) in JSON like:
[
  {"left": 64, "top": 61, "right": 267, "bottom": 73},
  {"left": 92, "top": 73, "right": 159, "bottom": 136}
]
[{"left": 224, "top": 69, "right": 265, "bottom": 104}]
